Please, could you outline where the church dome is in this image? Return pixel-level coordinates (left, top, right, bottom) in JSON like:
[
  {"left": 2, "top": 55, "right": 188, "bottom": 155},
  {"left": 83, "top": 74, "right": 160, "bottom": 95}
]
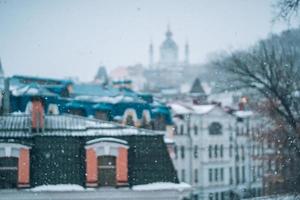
[
  {"left": 159, "top": 28, "right": 179, "bottom": 65},
  {"left": 160, "top": 30, "right": 178, "bottom": 50}
]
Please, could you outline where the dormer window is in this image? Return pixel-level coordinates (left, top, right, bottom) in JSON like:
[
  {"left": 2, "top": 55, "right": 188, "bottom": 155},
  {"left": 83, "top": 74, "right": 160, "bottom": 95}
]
[{"left": 85, "top": 138, "right": 129, "bottom": 187}]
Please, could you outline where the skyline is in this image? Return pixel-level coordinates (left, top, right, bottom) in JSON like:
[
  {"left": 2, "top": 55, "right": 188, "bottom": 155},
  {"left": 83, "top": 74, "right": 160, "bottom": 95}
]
[{"left": 0, "top": 0, "right": 299, "bottom": 81}]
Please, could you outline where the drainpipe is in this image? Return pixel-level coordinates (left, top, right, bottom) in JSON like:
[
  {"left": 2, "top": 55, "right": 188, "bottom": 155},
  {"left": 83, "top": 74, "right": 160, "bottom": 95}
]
[{"left": 3, "top": 77, "right": 10, "bottom": 114}]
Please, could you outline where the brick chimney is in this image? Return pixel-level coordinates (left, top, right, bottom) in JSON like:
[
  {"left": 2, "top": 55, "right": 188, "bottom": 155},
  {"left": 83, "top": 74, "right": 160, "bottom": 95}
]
[{"left": 31, "top": 97, "right": 44, "bottom": 132}]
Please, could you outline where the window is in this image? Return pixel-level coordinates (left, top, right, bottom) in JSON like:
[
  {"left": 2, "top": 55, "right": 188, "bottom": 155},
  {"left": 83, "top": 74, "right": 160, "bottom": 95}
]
[
  {"left": 209, "top": 169, "right": 213, "bottom": 182},
  {"left": 181, "top": 169, "right": 185, "bottom": 182},
  {"left": 242, "top": 166, "right": 246, "bottom": 183},
  {"left": 215, "top": 193, "right": 219, "bottom": 200},
  {"left": 153, "top": 114, "right": 166, "bottom": 130},
  {"left": 235, "top": 145, "right": 239, "bottom": 161},
  {"left": 214, "top": 168, "right": 218, "bottom": 181},
  {"left": 241, "top": 145, "right": 245, "bottom": 161},
  {"left": 214, "top": 145, "right": 218, "bottom": 158},
  {"left": 194, "top": 145, "right": 198, "bottom": 158},
  {"left": 98, "top": 156, "right": 116, "bottom": 186},
  {"left": 221, "top": 192, "right": 225, "bottom": 200},
  {"left": 181, "top": 146, "right": 185, "bottom": 159},
  {"left": 174, "top": 145, "right": 178, "bottom": 159},
  {"left": 194, "top": 125, "right": 198, "bottom": 135},
  {"left": 209, "top": 193, "right": 213, "bottom": 200},
  {"left": 220, "top": 168, "right": 224, "bottom": 181},
  {"left": 0, "top": 157, "right": 18, "bottom": 189},
  {"left": 209, "top": 145, "right": 212, "bottom": 158},
  {"left": 220, "top": 145, "right": 223, "bottom": 158},
  {"left": 236, "top": 166, "right": 240, "bottom": 184},
  {"left": 180, "top": 125, "right": 184, "bottom": 135},
  {"left": 229, "top": 145, "right": 233, "bottom": 157},
  {"left": 125, "top": 115, "right": 135, "bottom": 126},
  {"left": 209, "top": 122, "right": 222, "bottom": 135},
  {"left": 194, "top": 169, "right": 198, "bottom": 183},
  {"left": 229, "top": 167, "right": 233, "bottom": 184}
]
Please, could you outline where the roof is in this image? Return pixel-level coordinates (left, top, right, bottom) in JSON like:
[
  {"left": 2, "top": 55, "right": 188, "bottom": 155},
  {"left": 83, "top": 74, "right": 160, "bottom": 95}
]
[
  {"left": 234, "top": 110, "right": 254, "bottom": 118},
  {"left": 168, "top": 102, "right": 216, "bottom": 115},
  {"left": 190, "top": 78, "right": 205, "bottom": 94},
  {"left": 0, "top": 114, "right": 164, "bottom": 137}
]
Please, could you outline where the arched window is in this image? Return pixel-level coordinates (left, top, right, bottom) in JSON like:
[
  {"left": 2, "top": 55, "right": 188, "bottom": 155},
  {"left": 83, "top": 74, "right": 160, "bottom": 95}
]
[{"left": 209, "top": 122, "right": 223, "bottom": 135}]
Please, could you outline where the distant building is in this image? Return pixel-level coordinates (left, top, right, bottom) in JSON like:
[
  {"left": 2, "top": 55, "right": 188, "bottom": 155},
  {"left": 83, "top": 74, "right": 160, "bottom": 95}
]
[
  {"left": 169, "top": 101, "right": 264, "bottom": 200},
  {"left": 144, "top": 26, "right": 201, "bottom": 93}
]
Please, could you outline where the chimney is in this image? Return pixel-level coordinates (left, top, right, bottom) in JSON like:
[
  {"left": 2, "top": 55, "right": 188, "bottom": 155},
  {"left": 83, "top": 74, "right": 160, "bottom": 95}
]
[
  {"left": 3, "top": 78, "right": 10, "bottom": 114},
  {"left": 31, "top": 97, "right": 44, "bottom": 132}
]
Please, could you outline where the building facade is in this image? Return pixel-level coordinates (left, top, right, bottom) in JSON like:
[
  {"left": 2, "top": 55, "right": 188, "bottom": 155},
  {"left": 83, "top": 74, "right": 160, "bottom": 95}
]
[{"left": 169, "top": 102, "right": 264, "bottom": 200}]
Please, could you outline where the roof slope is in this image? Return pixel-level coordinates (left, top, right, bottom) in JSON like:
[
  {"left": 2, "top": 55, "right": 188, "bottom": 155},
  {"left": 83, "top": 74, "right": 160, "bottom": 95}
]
[{"left": 0, "top": 114, "right": 163, "bottom": 137}]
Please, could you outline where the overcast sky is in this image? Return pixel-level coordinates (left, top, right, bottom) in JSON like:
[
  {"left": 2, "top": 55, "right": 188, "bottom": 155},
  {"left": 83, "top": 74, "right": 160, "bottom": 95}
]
[{"left": 0, "top": 0, "right": 298, "bottom": 81}]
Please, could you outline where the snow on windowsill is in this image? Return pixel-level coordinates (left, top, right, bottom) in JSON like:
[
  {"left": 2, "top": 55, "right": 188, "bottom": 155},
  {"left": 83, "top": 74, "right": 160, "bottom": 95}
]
[
  {"left": 132, "top": 182, "right": 191, "bottom": 192},
  {"left": 30, "top": 184, "right": 86, "bottom": 192}
]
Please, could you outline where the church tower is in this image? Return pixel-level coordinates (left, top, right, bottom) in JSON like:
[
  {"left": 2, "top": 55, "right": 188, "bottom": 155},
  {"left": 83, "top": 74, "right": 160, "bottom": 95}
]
[
  {"left": 184, "top": 41, "right": 189, "bottom": 64},
  {"left": 149, "top": 41, "right": 154, "bottom": 68}
]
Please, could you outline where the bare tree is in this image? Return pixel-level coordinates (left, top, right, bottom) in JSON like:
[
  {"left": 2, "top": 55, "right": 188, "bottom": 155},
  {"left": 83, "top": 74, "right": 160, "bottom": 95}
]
[
  {"left": 274, "top": 0, "right": 300, "bottom": 21},
  {"left": 212, "top": 29, "right": 300, "bottom": 193}
]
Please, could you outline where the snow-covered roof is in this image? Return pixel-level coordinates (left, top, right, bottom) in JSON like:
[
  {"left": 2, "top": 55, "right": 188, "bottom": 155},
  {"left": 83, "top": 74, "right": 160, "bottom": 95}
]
[
  {"left": 191, "top": 104, "right": 215, "bottom": 114},
  {"left": 12, "top": 83, "right": 57, "bottom": 97},
  {"left": 168, "top": 103, "right": 192, "bottom": 115},
  {"left": 234, "top": 110, "right": 254, "bottom": 118},
  {"left": 168, "top": 102, "right": 216, "bottom": 115},
  {"left": 0, "top": 114, "right": 164, "bottom": 137}
]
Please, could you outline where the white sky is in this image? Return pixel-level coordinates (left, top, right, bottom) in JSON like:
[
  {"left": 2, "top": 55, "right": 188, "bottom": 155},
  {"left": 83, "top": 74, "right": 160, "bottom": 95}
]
[{"left": 0, "top": 0, "right": 298, "bottom": 81}]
